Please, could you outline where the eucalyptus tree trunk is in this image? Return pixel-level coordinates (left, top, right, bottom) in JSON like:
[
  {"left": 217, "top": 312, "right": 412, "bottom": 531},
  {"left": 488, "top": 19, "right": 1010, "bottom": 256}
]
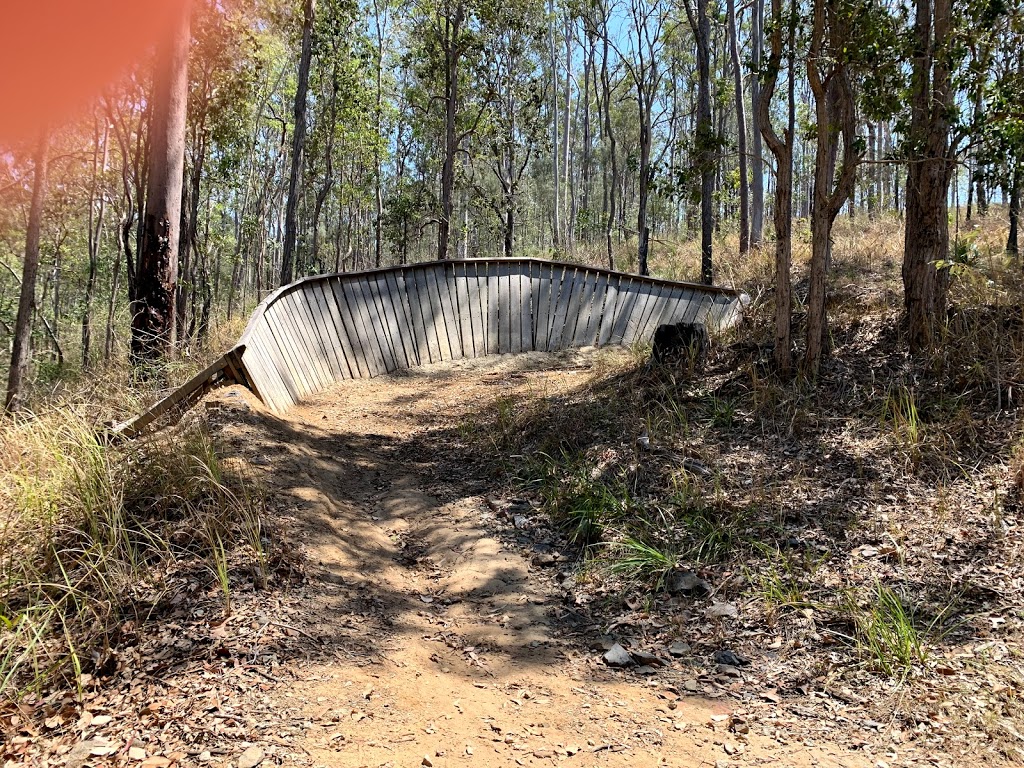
[
  {"left": 727, "top": 0, "right": 749, "bottom": 254},
  {"left": 438, "top": 0, "right": 466, "bottom": 261},
  {"left": 804, "top": 0, "right": 859, "bottom": 377},
  {"left": 82, "top": 118, "right": 109, "bottom": 369},
  {"left": 903, "top": 0, "right": 955, "bottom": 353},
  {"left": 759, "top": 0, "right": 797, "bottom": 375},
  {"left": 5, "top": 131, "right": 50, "bottom": 413},
  {"left": 600, "top": 12, "right": 617, "bottom": 269},
  {"left": 131, "top": 0, "right": 190, "bottom": 371},
  {"left": 749, "top": 0, "right": 765, "bottom": 248},
  {"left": 691, "top": 0, "right": 714, "bottom": 284},
  {"left": 548, "top": 0, "right": 562, "bottom": 251},
  {"left": 281, "top": 0, "right": 315, "bottom": 285}
]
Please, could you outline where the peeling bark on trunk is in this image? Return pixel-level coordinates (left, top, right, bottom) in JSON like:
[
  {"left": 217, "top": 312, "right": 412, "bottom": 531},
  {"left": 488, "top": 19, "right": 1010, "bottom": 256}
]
[{"left": 131, "top": 1, "right": 190, "bottom": 371}]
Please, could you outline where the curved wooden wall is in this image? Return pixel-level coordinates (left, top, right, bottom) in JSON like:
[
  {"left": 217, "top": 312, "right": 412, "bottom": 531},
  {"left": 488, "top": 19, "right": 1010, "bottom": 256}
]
[{"left": 234, "top": 258, "right": 741, "bottom": 413}]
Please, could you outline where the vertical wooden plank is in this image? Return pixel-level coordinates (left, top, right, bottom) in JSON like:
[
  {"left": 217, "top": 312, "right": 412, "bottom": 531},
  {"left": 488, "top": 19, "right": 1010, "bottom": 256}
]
[
  {"left": 467, "top": 261, "right": 485, "bottom": 357},
  {"left": 411, "top": 267, "right": 441, "bottom": 363},
  {"left": 582, "top": 272, "right": 609, "bottom": 346},
  {"left": 307, "top": 283, "right": 346, "bottom": 382},
  {"left": 556, "top": 268, "right": 586, "bottom": 349},
  {"left": 621, "top": 281, "right": 657, "bottom": 346},
  {"left": 547, "top": 266, "right": 573, "bottom": 351},
  {"left": 424, "top": 266, "right": 453, "bottom": 361},
  {"left": 453, "top": 262, "right": 475, "bottom": 359},
  {"left": 385, "top": 270, "right": 418, "bottom": 367},
  {"left": 486, "top": 262, "right": 500, "bottom": 355},
  {"left": 570, "top": 271, "right": 599, "bottom": 347},
  {"left": 436, "top": 263, "right": 462, "bottom": 359},
  {"left": 402, "top": 267, "right": 430, "bottom": 366},
  {"left": 690, "top": 291, "right": 717, "bottom": 327},
  {"left": 530, "top": 261, "right": 549, "bottom": 351},
  {"left": 518, "top": 262, "right": 532, "bottom": 352},
  {"left": 329, "top": 278, "right": 371, "bottom": 378},
  {"left": 506, "top": 261, "right": 521, "bottom": 354},
  {"left": 597, "top": 274, "right": 619, "bottom": 346},
  {"left": 363, "top": 275, "right": 400, "bottom": 371},
  {"left": 493, "top": 261, "right": 508, "bottom": 354},
  {"left": 319, "top": 278, "right": 357, "bottom": 379},
  {"left": 356, "top": 277, "right": 397, "bottom": 371},
  {"left": 609, "top": 276, "right": 639, "bottom": 344},
  {"left": 340, "top": 277, "right": 386, "bottom": 376}
]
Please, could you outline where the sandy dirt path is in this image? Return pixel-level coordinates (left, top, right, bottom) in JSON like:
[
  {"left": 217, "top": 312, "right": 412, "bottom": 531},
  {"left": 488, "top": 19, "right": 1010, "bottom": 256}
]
[{"left": 215, "top": 350, "right": 868, "bottom": 768}]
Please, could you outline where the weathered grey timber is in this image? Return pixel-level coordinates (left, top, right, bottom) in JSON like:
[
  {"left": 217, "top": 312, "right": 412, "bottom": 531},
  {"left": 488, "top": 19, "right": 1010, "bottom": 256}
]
[{"left": 114, "top": 258, "right": 743, "bottom": 435}]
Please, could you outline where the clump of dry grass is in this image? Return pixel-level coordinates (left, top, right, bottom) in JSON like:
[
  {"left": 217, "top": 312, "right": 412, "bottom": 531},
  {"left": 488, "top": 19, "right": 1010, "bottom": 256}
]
[{"left": 0, "top": 390, "right": 270, "bottom": 698}]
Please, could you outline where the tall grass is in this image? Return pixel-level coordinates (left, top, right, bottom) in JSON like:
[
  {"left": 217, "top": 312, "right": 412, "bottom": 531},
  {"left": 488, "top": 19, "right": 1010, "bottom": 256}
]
[{"left": 0, "top": 401, "right": 268, "bottom": 698}]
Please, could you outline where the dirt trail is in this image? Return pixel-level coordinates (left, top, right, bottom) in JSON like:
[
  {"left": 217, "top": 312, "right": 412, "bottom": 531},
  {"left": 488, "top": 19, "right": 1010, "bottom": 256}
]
[{"left": 215, "top": 351, "right": 869, "bottom": 768}]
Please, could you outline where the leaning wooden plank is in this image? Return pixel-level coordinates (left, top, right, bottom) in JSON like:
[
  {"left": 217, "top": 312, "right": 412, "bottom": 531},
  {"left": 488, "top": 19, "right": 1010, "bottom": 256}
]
[
  {"left": 246, "top": 336, "right": 291, "bottom": 412},
  {"left": 678, "top": 287, "right": 708, "bottom": 325},
  {"left": 410, "top": 267, "right": 441, "bottom": 363},
  {"left": 265, "top": 300, "right": 314, "bottom": 397},
  {"left": 424, "top": 266, "right": 454, "bottom": 361},
  {"left": 582, "top": 272, "right": 609, "bottom": 347},
  {"left": 537, "top": 262, "right": 561, "bottom": 351},
  {"left": 634, "top": 283, "right": 669, "bottom": 343},
  {"left": 317, "top": 279, "right": 356, "bottom": 379},
  {"left": 239, "top": 337, "right": 284, "bottom": 412},
  {"left": 284, "top": 290, "right": 332, "bottom": 391},
  {"left": 609, "top": 276, "right": 639, "bottom": 344},
  {"left": 452, "top": 262, "right": 475, "bottom": 359},
  {"left": 284, "top": 289, "right": 331, "bottom": 391},
  {"left": 620, "top": 281, "right": 657, "bottom": 346},
  {"left": 647, "top": 285, "right": 686, "bottom": 339},
  {"left": 356, "top": 277, "right": 397, "bottom": 372},
  {"left": 571, "top": 270, "right": 599, "bottom": 347},
  {"left": 518, "top": 263, "right": 533, "bottom": 353},
  {"left": 634, "top": 282, "right": 672, "bottom": 344},
  {"left": 385, "top": 270, "right": 418, "bottom": 368},
  {"left": 402, "top": 267, "right": 431, "bottom": 366},
  {"left": 307, "top": 282, "right": 346, "bottom": 382},
  {"left": 340, "top": 277, "right": 386, "bottom": 376},
  {"left": 558, "top": 269, "right": 587, "bottom": 349},
  {"left": 597, "top": 274, "right": 619, "bottom": 346},
  {"left": 113, "top": 355, "right": 230, "bottom": 438},
  {"left": 364, "top": 275, "right": 400, "bottom": 371},
  {"left": 530, "top": 261, "right": 549, "bottom": 351},
  {"left": 437, "top": 263, "right": 463, "bottom": 359},
  {"left": 690, "top": 291, "right": 717, "bottom": 327},
  {"left": 257, "top": 316, "right": 304, "bottom": 406},
  {"left": 466, "top": 261, "right": 484, "bottom": 358},
  {"left": 486, "top": 262, "right": 500, "bottom": 355},
  {"left": 508, "top": 261, "right": 523, "bottom": 354},
  {"left": 328, "top": 278, "right": 370, "bottom": 378}
]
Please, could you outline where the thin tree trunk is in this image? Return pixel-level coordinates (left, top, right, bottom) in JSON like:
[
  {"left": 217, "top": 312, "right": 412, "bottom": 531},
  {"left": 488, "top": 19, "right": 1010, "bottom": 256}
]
[
  {"left": 281, "top": 0, "right": 316, "bottom": 285},
  {"left": 750, "top": 0, "right": 765, "bottom": 248},
  {"left": 5, "top": 131, "right": 50, "bottom": 412},
  {"left": 82, "top": 118, "right": 109, "bottom": 369},
  {"left": 438, "top": 0, "right": 465, "bottom": 261},
  {"left": 548, "top": 0, "right": 562, "bottom": 251},
  {"left": 727, "top": 0, "right": 749, "bottom": 254}
]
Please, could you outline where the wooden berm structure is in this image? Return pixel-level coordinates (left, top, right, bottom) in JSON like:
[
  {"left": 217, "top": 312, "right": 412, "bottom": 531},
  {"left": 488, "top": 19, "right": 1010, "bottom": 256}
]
[{"left": 115, "top": 258, "right": 743, "bottom": 436}]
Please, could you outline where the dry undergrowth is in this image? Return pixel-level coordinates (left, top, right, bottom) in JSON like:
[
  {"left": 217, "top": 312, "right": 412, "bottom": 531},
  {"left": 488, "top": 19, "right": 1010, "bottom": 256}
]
[{"left": 474, "top": 211, "right": 1024, "bottom": 764}]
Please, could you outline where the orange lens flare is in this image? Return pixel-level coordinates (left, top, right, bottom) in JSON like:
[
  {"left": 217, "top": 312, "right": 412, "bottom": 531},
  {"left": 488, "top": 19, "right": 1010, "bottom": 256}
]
[{"left": 0, "top": 0, "right": 189, "bottom": 143}]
